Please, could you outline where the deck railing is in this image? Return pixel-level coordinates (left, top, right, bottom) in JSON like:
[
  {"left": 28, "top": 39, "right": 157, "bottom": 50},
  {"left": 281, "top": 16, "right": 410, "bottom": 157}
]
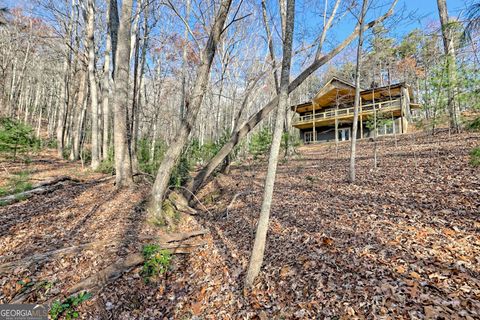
[{"left": 293, "top": 99, "right": 401, "bottom": 126}]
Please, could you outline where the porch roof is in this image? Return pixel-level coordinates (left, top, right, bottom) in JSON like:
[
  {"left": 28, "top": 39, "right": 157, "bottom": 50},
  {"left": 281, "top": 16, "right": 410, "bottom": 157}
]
[{"left": 290, "top": 77, "right": 413, "bottom": 114}]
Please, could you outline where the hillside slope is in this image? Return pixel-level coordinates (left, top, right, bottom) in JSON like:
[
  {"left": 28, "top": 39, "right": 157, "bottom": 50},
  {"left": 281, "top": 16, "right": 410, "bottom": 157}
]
[{"left": 0, "top": 131, "right": 479, "bottom": 319}]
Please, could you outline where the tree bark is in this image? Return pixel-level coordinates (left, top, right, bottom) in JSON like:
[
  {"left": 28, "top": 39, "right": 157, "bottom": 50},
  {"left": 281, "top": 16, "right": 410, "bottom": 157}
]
[
  {"left": 245, "top": 0, "right": 295, "bottom": 288},
  {"left": 112, "top": 0, "right": 134, "bottom": 187},
  {"left": 180, "top": 0, "right": 191, "bottom": 120},
  {"left": 87, "top": 0, "right": 100, "bottom": 169},
  {"left": 70, "top": 68, "right": 88, "bottom": 160},
  {"left": 348, "top": 0, "right": 368, "bottom": 183},
  {"left": 56, "top": 1, "right": 74, "bottom": 158},
  {"left": 436, "top": 0, "right": 460, "bottom": 132},
  {"left": 109, "top": 0, "right": 119, "bottom": 79},
  {"left": 261, "top": 0, "right": 279, "bottom": 94},
  {"left": 102, "top": 0, "right": 113, "bottom": 160}
]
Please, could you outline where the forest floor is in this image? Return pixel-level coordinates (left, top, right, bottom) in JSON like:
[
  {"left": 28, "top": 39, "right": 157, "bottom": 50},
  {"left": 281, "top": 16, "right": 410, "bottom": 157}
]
[{"left": 0, "top": 130, "right": 479, "bottom": 319}]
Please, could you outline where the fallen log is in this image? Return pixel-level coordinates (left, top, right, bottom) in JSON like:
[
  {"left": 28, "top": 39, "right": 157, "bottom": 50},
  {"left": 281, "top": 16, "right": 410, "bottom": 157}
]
[
  {"left": 139, "top": 229, "right": 208, "bottom": 243},
  {"left": 67, "top": 241, "right": 207, "bottom": 295},
  {"left": 0, "top": 230, "right": 209, "bottom": 275},
  {"left": 0, "top": 176, "right": 79, "bottom": 205},
  {"left": 7, "top": 240, "right": 207, "bottom": 303},
  {"left": 0, "top": 241, "right": 112, "bottom": 275}
]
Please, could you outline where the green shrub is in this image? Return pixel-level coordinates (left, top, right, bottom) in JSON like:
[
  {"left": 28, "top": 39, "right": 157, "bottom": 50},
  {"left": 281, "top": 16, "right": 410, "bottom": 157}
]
[
  {"left": 96, "top": 159, "right": 115, "bottom": 174},
  {"left": 49, "top": 291, "right": 92, "bottom": 320},
  {"left": 96, "top": 146, "right": 115, "bottom": 174},
  {"left": 0, "top": 171, "right": 32, "bottom": 197},
  {"left": 141, "top": 244, "right": 172, "bottom": 283},
  {"left": 45, "top": 138, "right": 58, "bottom": 149},
  {"left": 189, "top": 133, "right": 228, "bottom": 165},
  {"left": 62, "top": 146, "right": 72, "bottom": 160},
  {"left": 0, "top": 117, "right": 39, "bottom": 159},
  {"left": 135, "top": 136, "right": 229, "bottom": 188},
  {"left": 169, "top": 155, "right": 191, "bottom": 187},
  {"left": 137, "top": 138, "right": 167, "bottom": 175},
  {"left": 249, "top": 127, "right": 272, "bottom": 159},
  {"left": 466, "top": 117, "right": 480, "bottom": 131},
  {"left": 79, "top": 147, "right": 91, "bottom": 164},
  {"left": 281, "top": 131, "right": 301, "bottom": 151},
  {"left": 470, "top": 146, "right": 480, "bottom": 167}
]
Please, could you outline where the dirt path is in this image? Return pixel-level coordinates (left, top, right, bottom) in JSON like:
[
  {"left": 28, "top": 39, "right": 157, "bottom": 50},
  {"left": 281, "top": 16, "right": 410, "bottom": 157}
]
[{"left": 0, "top": 131, "right": 479, "bottom": 319}]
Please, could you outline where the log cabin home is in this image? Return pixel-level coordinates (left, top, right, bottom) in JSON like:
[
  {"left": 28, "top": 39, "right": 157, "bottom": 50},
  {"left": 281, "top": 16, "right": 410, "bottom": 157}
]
[{"left": 291, "top": 77, "right": 421, "bottom": 143}]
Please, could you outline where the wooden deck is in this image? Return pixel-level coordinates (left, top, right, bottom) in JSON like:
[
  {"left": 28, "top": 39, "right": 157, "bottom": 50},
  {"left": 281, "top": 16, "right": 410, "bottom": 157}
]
[{"left": 292, "top": 99, "right": 402, "bottom": 129}]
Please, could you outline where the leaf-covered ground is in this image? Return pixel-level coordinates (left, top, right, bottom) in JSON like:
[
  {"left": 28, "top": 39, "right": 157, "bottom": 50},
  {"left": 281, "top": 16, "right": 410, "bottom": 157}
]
[{"left": 1, "top": 131, "right": 479, "bottom": 319}]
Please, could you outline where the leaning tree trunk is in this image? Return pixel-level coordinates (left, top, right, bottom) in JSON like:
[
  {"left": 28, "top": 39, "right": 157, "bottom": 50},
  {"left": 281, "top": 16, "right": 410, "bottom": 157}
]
[
  {"left": 87, "top": 0, "right": 100, "bottom": 169},
  {"left": 112, "top": 0, "right": 134, "bottom": 188},
  {"left": 245, "top": 0, "right": 295, "bottom": 288},
  {"left": 348, "top": 0, "right": 368, "bottom": 183},
  {"left": 148, "top": 0, "right": 233, "bottom": 220}
]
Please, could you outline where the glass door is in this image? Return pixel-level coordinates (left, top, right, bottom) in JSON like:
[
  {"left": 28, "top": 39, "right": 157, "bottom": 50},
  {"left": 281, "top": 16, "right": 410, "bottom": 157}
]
[
  {"left": 305, "top": 131, "right": 313, "bottom": 143},
  {"left": 338, "top": 128, "right": 351, "bottom": 141}
]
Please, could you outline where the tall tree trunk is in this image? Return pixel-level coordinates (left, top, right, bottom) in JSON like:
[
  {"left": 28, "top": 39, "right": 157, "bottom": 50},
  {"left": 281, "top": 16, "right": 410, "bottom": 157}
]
[
  {"left": 132, "top": 7, "right": 149, "bottom": 169},
  {"left": 87, "top": 0, "right": 100, "bottom": 169},
  {"left": 56, "top": 1, "right": 74, "bottom": 158},
  {"left": 110, "top": 0, "right": 119, "bottom": 78},
  {"left": 436, "top": 0, "right": 460, "bottom": 132},
  {"left": 70, "top": 68, "right": 88, "bottom": 161},
  {"left": 148, "top": 0, "right": 233, "bottom": 219},
  {"left": 261, "top": 0, "right": 279, "bottom": 94},
  {"left": 187, "top": 0, "right": 398, "bottom": 196},
  {"left": 245, "top": 0, "right": 295, "bottom": 288},
  {"left": 180, "top": 0, "right": 191, "bottom": 120},
  {"left": 102, "top": 0, "right": 113, "bottom": 160},
  {"left": 112, "top": 0, "right": 134, "bottom": 187},
  {"left": 348, "top": 0, "right": 368, "bottom": 183}
]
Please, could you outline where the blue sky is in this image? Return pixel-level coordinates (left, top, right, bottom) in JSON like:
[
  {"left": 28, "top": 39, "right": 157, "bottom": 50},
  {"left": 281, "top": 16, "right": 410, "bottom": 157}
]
[
  {"left": 2, "top": 0, "right": 469, "bottom": 38},
  {"left": 311, "top": 0, "right": 471, "bottom": 41},
  {"left": 383, "top": 0, "right": 469, "bottom": 34}
]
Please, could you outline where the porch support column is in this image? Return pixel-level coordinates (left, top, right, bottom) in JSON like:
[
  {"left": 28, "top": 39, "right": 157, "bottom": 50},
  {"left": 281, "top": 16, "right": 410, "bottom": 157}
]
[
  {"left": 400, "top": 87, "right": 407, "bottom": 134},
  {"left": 312, "top": 102, "right": 316, "bottom": 143},
  {"left": 360, "top": 97, "right": 363, "bottom": 139},
  {"left": 335, "top": 108, "right": 338, "bottom": 145}
]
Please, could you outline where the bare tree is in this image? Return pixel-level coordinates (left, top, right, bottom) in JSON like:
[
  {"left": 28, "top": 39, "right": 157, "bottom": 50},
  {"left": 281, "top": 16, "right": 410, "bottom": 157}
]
[
  {"left": 56, "top": 0, "right": 75, "bottom": 158},
  {"left": 245, "top": 0, "right": 295, "bottom": 288},
  {"left": 180, "top": 0, "right": 191, "bottom": 120},
  {"left": 86, "top": 0, "right": 100, "bottom": 169},
  {"left": 148, "top": 0, "right": 233, "bottom": 219},
  {"left": 101, "top": 0, "right": 114, "bottom": 160},
  {"left": 112, "top": 0, "right": 134, "bottom": 187},
  {"left": 348, "top": 0, "right": 368, "bottom": 183},
  {"left": 436, "top": 0, "right": 460, "bottom": 132}
]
